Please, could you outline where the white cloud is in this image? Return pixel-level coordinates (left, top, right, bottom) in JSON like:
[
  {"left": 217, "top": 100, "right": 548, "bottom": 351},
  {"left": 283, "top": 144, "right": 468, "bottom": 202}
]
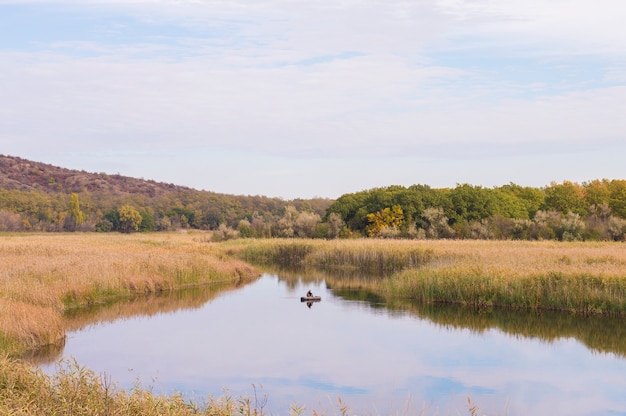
[{"left": 1, "top": 0, "right": 624, "bottom": 197}]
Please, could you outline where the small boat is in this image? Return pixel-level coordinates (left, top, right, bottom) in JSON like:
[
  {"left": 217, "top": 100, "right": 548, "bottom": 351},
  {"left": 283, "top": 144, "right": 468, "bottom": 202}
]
[{"left": 300, "top": 296, "right": 321, "bottom": 302}]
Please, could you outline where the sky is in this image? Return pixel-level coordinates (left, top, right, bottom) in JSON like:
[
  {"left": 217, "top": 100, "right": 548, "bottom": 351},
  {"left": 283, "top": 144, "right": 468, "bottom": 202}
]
[{"left": 1, "top": 0, "right": 625, "bottom": 200}]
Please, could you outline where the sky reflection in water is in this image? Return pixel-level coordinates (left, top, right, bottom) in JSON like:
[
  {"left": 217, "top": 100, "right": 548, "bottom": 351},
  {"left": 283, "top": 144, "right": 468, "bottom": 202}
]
[{"left": 43, "top": 274, "right": 626, "bottom": 416}]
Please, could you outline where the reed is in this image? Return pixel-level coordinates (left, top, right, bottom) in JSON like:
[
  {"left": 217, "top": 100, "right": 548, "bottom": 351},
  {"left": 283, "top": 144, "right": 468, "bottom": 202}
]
[
  {"left": 226, "top": 238, "right": 626, "bottom": 315},
  {"left": 381, "top": 240, "right": 626, "bottom": 314},
  {"left": 0, "top": 232, "right": 259, "bottom": 354},
  {"left": 0, "top": 355, "right": 271, "bottom": 416},
  {"left": 228, "top": 238, "right": 434, "bottom": 274}
]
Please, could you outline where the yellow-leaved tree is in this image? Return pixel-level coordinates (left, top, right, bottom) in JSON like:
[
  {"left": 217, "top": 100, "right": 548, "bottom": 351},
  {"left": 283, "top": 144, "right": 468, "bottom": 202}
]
[
  {"left": 63, "top": 193, "right": 85, "bottom": 231},
  {"left": 366, "top": 205, "right": 404, "bottom": 237},
  {"left": 118, "top": 205, "right": 142, "bottom": 233}
]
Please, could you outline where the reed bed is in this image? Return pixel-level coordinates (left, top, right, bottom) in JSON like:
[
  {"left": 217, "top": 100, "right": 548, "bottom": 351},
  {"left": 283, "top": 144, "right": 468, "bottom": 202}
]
[
  {"left": 226, "top": 238, "right": 626, "bottom": 314},
  {"left": 228, "top": 238, "right": 434, "bottom": 274},
  {"left": 0, "top": 232, "right": 259, "bottom": 354},
  {"left": 383, "top": 240, "right": 626, "bottom": 314}
]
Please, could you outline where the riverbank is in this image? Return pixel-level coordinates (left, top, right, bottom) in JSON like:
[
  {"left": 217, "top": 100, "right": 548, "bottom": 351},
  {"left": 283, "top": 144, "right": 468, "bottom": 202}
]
[
  {"left": 0, "top": 355, "right": 271, "bottom": 416},
  {"left": 0, "top": 232, "right": 259, "bottom": 355},
  {"left": 226, "top": 238, "right": 626, "bottom": 314}
]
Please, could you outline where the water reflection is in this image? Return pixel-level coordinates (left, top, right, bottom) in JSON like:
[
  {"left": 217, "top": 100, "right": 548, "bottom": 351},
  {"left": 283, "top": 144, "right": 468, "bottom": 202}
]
[
  {"left": 27, "top": 281, "right": 247, "bottom": 365},
  {"left": 281, "top": 266, "right": 626, "bottom": 359},
  {"left": 35, "top": 271, "right": 626, "bottom": 416},
  {"left": 331, "top": 281, "right": 626, "bottom": 360}
]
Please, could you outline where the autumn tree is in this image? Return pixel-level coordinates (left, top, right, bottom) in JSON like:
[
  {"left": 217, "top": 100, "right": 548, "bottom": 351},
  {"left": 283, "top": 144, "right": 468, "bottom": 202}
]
[
  {"left": 420, "top": 207, "right": 455, "bottom": 239},
  {"left": 63, "top": 193, "right": 85, "bottom": 231},
  {"left": 118, "top": 205, "right": 142, "bottom": 233},
  {"left": 294, "top": 211, "right": 322, "bottom": 238},
  {"left": 237, "top": 219, "right": 253, "bottom": 238},
  {"left": 276, "top": 205, "right": 299, "bottom": 237},
  {"left": 326, "top": 212, "right": 346, "bottom": 239},
  {"left": 366, "top": 205, "right": 404, "bottom": 237},
  {"left": 583, "top": 179, "right": 611, "bottom": 208}
]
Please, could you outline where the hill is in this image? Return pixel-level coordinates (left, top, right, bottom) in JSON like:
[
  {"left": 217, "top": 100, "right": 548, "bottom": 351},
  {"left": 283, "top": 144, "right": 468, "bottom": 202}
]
[
  {"left": 2, "top": 154, "right": 625, "bottom": 241},
  {"left": 0, "top": 154, "right": 333, "bottom": 233},
  {"left": 0, "top": 155, "right": 187, "bottom": 196}
]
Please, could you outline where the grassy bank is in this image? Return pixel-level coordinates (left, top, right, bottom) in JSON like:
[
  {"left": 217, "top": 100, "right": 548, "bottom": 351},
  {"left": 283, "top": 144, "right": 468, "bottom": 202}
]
[
  {"left": 0, "top": 355, "right": 271, "bottom": 416},
  {"left": 225, "top": 238, "right": 626, "bottom": 314},
  {"left": 0, "top": 232, "right": 259, "bottom": 355}
]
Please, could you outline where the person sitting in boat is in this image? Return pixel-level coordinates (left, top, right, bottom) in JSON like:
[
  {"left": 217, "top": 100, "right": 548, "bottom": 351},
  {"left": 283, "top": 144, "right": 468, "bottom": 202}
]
[{"left": 306, "top": 290, "right": 313, "bottom": 297}]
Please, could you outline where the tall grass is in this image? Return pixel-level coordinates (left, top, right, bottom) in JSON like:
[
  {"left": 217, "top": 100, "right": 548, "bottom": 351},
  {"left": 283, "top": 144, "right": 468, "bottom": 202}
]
[
  {"left": 382, "top": 240, "right": 626, "bottom": 314},
  {"left": 0, "top": 232, "right": 259, "bottom": 354},
  {"left": 0, "top": 355, "right": 271, "bottom": 416},
  {"left": 228, "top": 238, "right": 434, "bottom": 274},
  {"left": 226, "top": 238, "right": 626, "bottom": 315}
]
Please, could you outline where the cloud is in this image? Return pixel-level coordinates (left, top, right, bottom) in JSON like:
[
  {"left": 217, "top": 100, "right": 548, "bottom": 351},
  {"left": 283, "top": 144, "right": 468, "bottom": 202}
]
[{"left": 1, "top": 0, "right": 624, "bottom": 197}]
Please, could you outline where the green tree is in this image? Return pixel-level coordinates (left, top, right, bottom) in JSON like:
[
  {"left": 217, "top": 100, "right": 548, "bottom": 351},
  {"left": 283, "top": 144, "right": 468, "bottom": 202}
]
[
  {"left": 118, "top": 205, "right": 142, "bottom": 233},
  {"left": 502, "top": 183, "right": 545, "bottom": 219},
  {"left": 449, "top": 184, "right": 497, "bottom": 223},
  {"left": 543, "top": 181, "right": 586, "bottom": 216},
  {"left": 493, "top": 185, "right": 534, "bottom": 219},
  {"left": 608, "top": 180, "right": 626, "bottom": 218},
  {"left": 102, "top": 210, "right": 121, "bottom": 231},
  {"left": 139, "top": 208, "right": 155, "bottom": 232}
]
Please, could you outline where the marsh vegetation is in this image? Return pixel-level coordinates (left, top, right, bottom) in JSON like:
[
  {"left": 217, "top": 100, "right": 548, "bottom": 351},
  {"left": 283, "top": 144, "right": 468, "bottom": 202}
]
[
  {"left": 228, "top": 238, "right": 626, "bottom": 314},
  {"left": 0, "top": 233, "right": 258, "bottom": 355},
  {"left": 2, "top": 233, "right": 626, "bottom": 415}
]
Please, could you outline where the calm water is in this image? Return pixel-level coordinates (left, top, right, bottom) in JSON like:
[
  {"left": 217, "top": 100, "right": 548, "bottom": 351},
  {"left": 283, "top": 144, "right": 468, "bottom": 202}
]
[{"left": 40, "top": 273, "right": 626, "bottom": 415}]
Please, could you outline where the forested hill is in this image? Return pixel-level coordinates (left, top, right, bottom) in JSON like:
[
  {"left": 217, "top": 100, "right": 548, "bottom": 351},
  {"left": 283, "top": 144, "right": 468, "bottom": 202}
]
[
  {"left": 0, "top": 154, "right": 333, "bottom": 233},
  {"left": 0, "top": 154, "right": 189, "bottom": 196}
]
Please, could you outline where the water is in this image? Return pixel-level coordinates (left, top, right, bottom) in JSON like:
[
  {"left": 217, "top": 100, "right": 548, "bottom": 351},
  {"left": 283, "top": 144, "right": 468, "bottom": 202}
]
[{"left": 39, "top": 273, "right": 626, "bottom": 415}]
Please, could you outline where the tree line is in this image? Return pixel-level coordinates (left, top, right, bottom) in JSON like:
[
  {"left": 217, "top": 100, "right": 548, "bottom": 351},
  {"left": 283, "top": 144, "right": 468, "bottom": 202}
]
[
  {"left": 1, "top": 160, "right": 625, "bottom": 241},
  {"left": 0, "top": 186, "right": 331, "bottom": 235},
  {"left": 325, "top": 180, "right": 626, "bottom": 241}
]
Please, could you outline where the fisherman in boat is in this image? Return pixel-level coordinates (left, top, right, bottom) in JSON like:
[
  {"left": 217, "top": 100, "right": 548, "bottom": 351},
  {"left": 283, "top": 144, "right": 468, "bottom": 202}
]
[{"left": 306, "top": 290, "right": 313, "bottom": 298}]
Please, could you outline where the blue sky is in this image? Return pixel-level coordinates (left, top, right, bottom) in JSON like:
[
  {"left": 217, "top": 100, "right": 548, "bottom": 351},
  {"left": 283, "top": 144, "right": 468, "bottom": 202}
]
[{"left": 1, "top": 0, "right": 625, "bottom": 199}]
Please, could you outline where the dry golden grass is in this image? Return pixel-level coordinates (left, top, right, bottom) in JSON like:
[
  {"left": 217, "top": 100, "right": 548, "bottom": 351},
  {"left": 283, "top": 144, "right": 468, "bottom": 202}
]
[
  {"left": 228, "top": 238, "right": 434, "bottom": 273},
  {"left": 227, "top": 238, "right": 626, "bottom": 313},
  {"left": 227, "top": 238, "right": 626, "bottom": 277},
  {"left": 412, "top": 239, "right": 626, "bottom": 279},
  {"left": 0, "top": 355, "right": 277, "bottom": 416},
  {"left": 0, "top": 232, "right": 259, "bottom": 353}
]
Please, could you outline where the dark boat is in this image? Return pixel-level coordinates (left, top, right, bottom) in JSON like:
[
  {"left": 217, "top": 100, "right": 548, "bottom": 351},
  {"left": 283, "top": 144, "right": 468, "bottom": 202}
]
[{"left": 300, "top": 296, "right": 321, "bottom": 302}]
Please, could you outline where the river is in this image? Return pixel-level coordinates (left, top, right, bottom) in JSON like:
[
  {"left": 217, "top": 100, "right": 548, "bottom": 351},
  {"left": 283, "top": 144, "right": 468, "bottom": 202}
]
[{"left": 39, "top": 272, "right": 626, "bottom": 415}]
